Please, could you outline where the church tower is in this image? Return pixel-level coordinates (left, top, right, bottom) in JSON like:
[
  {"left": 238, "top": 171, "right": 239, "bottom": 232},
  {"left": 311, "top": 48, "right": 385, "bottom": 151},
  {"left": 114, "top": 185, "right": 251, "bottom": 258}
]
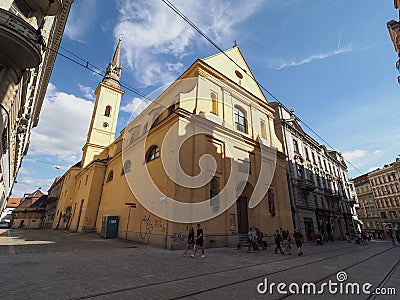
[{"left": 82, "top": 38, "right": 124, "bottom": 167}]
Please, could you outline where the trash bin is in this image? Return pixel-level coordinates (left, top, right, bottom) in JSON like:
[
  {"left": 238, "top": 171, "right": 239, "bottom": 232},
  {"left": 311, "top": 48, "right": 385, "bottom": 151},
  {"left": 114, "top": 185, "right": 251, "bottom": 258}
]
[{"left": 101, "top": 215, "right": 119, "bottom": 238}]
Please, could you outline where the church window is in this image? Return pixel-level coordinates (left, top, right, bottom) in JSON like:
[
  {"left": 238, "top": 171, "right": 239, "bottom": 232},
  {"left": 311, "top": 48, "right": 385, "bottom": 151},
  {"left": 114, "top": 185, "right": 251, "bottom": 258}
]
[
  {"left": 260, "top": 119, "right": 267, "bottom": 139},
  {"left": 293, "top": 139, "right": 299, "bottom": 153},
  {"left": 122, "top": 160, "right": 131, "bottom": 174},
  {"left": 85, "top": 175, "right": 88, "bottom": 185},
  {"left": 268, "top": 189, "right": 276, "bottom": 216},
  {"left": 146, "top": 145, "right": 160, "bottom": 162},
  {"left": 235, "top": 70, "right": 243, "bottom": 79},
  {"left": 210, "top": 177, "right": 220, "bottom": 211},
  {"left": 106, "top": 171, "right": 114, "bottom": 182},
  {"left": 234, "top": 105, "right": 247, "bottom": 133},
  {"left": 105, "top": 105, "right": 112, "bottom": 117},
  {"left": 211, "top": 92, "right": 218, "bottom": 115},
  {"left": 103, "top": 122, "right": 109, "bottom": 128}
]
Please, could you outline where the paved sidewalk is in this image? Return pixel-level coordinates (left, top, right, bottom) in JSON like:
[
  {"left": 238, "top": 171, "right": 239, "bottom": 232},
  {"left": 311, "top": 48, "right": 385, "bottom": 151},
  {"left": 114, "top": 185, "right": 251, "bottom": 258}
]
[{"left": 0, "top": 229, "right": 398, "bottom": 299}]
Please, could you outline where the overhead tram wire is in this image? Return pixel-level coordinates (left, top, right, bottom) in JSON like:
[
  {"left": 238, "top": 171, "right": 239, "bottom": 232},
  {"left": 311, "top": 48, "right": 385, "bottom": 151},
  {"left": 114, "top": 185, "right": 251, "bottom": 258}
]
[
  {"left": 5, "top": 9, "right": 361, "bottom": 174},
  {"left": 160, "top": 0, "right": 363, "bottom": 175}
]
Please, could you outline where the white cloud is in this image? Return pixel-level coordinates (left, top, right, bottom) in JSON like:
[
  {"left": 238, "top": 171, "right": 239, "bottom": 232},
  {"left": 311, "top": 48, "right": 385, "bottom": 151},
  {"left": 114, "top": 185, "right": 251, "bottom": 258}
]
[
  {"left": 78, "top": 84, "right": 95, "bottom": 100},
  {"left": 12, "top": 177, "right": 54, "bottom": 198},
  {"left": 29, "top": 84, "right": 94, "bottom": 162},
  {"left": 342, "top": 149, "right": 367, "bottom": 161},
  {"left": 64, "top": 0, "right": 97, "bottom": 42},
  {"left": 270, "top": 46, "right": 354, "bottom": 70},
  {"left": 114, "top": 0, "right": 264, "bottom": 86},
  {"left": 18, "top": 167, "right": 31, "bottom": 175},
  {"left": 121, "top": 97, "right": 151, "bottom": 118}
]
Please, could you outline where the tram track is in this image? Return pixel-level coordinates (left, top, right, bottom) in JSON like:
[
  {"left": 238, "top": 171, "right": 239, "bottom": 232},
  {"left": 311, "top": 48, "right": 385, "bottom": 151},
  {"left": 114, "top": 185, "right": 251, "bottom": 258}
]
[
  {"left": 74, "top": 242, "right": 388, "bottom": 299},
  {"left": 277, "top": 245, "right": 399, "bottom": 299}
]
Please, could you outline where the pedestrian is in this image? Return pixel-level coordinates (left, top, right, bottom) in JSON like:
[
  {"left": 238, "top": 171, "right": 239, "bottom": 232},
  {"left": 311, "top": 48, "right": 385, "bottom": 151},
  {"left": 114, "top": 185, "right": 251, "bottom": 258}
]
[
  {"left": 191, "top": 224, "right": 205, "bottom": 258},
  {"left": 256, "top": 228, "right": 265, "bottom": 250},
  {"left": 283, "top": 230, "right": 292, "bottom": 255},
  {"left": 293, "top": 228, "right": 304, "bottom": 256},
  {"left": 274, "top": 229, "right": 284, "bottom": 255},
  {"left": 311, "top": 231, "right": 317, "bottom": 243},
  {"left": 183, "top": 226, "right": 195, "bottom": 256},
  {"left": 389, "top": 231, "right": 396, "bottom": 247},
  {"left": 316, "top": 232, "right": 323, "bottom": 245},
  {"left": 323, "top": 231, "right": 329, "bottom": 243},
  {"left": 247, "top": 227, "right": 254, "bottom": 253}
]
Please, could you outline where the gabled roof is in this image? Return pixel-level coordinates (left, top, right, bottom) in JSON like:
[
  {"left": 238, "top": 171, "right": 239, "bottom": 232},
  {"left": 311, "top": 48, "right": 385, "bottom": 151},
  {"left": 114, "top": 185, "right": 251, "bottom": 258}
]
[
  {"left": 6, "top": 198, "right": 23, "bottom": 208},
  {"left": 23, "top": 189, "right": 44, "bottom": 199},
  {"left": 202, "top": 46, "right": 267, "bottom": 102}
]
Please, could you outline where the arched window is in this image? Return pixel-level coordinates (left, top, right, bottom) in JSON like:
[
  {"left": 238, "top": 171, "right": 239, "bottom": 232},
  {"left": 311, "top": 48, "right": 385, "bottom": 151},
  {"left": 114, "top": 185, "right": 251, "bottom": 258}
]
[
  {"left": 106, "top": 170, "right": 114, "bottom": 182},
  {"left": 234, "top": 105, "right": 247, "bottom": 133},
  {"left": 146, "top": 145, "right": 160, "bottom": 162},
  {"left": 210, "top": 177, "right": 220, "bottom": 211},
  {"left": 211, "top": 92, "right": 218, "bottom": 115},
  {"left": 260, "top": 119, "right": 267, "bottom": 139},
  {"left": 104, "top": 105, "right": 111, "bottom": 117},
  {"left": 122, "top": 160, "right": 131, "bottom": 174}
]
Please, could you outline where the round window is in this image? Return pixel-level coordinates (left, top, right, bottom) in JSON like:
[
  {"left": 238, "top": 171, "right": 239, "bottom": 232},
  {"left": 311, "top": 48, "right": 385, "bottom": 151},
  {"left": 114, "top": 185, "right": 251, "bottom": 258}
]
[
  {"left": 235, "top": 70, "right": 243, "bottom": 79},
  {"left": 103, "top": 122, "right": 109, "bottom": 128}
]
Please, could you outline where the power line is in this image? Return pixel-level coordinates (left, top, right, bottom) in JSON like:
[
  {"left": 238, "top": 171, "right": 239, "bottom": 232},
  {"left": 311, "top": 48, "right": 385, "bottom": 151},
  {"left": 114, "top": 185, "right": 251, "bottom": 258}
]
[{"left": 160, "top": 0, "right": 363, "bottom": 175}]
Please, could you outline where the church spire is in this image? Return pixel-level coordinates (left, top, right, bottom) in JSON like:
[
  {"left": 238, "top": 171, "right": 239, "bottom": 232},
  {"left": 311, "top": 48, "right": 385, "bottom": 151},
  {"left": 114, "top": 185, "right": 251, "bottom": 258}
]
[{"left": 102, "top": 35, "right": 122, "bottom": 89}]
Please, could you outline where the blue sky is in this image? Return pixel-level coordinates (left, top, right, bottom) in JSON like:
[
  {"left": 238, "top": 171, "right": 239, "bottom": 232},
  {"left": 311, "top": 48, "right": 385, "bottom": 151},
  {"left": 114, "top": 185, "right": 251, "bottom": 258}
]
[{"left": 12, "top": 0, "right": 400, "bottom": 197}]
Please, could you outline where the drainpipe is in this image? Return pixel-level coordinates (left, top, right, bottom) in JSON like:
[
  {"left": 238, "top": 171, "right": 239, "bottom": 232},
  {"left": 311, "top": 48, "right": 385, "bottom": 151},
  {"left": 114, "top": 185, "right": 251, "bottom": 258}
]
[{"left": 93, "top": 160, "right": 107, "bottom": 232}]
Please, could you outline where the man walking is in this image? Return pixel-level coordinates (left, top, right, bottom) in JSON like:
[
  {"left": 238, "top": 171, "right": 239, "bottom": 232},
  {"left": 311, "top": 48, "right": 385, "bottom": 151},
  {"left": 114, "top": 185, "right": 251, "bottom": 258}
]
[
  {"left": 293, "top": 227, "right": 304, "bottom": 256},
  {"left": 274, "top": 229, "right": 284, "bottom": 255},
  {"left": 191, "top": 224, "right": 205, "bottom": 258}
]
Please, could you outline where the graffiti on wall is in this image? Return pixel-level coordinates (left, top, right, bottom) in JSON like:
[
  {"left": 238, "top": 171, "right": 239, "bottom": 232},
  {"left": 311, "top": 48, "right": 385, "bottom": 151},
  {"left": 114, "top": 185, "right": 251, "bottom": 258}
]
[
  {"left": 140, "top": 215, "right": 154, "bottom": 243},
  {"left": 171, "top": 232, "right": 184, "bottom": 242},
  {"left": 139, "top": 215, "right": 168, "bottom": 243}
]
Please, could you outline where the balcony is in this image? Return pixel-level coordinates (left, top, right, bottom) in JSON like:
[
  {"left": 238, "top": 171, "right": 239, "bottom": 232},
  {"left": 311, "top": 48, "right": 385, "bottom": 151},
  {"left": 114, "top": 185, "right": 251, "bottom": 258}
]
[
  {"left": 0, "top": 9, "right": 42, "bottom": 70},
  {"left": 25, "top": 0, "right": 64, "bottom": 16},
  {"left": 387, "top": 20, "right": 400, "bottom": 55},
  {"left": 298, "top": 178, "right": 316, "bottom": 191}
]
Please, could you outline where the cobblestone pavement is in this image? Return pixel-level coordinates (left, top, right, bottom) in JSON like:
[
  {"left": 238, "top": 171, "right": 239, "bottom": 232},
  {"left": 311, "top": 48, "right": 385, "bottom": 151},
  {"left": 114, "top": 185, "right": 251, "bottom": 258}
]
[{"left": 0, "top": 229, "right": 399, "bottom": 299}]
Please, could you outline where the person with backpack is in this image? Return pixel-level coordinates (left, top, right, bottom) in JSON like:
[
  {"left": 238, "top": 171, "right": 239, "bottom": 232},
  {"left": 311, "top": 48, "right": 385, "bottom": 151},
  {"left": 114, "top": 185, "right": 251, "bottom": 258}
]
[{"left": 274, "top": 229, "right": 284, "bottom": 255}]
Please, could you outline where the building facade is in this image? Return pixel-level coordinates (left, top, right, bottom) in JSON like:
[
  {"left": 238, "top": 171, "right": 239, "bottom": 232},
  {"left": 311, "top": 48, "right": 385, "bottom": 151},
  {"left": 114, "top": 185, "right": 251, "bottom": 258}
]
[
  {"left": 368, "top": 158, "right": 400, "bottom": 234},
  {"left": 271, "top": 102, "right": 354, "bottom": 240},
  {"left": 348, "top": 180, "right": 362, "bottom": 233},
  {"left": 53, "top": 44, "right": 294, "bottom": 249},
  {"left": 387, "top": 0, "right": 400, "bottom": 83},
  {"left": 11, "top": 189, "right": 44, "bottom": 228},
  {"left": 353, "top": 173, "right": 383, "bottom": 237},
  {"left": 0, "top": 0, "right": 73, "bottom": 214}
]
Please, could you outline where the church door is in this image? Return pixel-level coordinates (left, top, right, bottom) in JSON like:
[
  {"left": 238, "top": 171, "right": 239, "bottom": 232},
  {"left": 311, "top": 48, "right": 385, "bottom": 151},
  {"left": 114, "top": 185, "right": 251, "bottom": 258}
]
[{"left": 237, "top": 196, "right": 248, "bottom": 234}]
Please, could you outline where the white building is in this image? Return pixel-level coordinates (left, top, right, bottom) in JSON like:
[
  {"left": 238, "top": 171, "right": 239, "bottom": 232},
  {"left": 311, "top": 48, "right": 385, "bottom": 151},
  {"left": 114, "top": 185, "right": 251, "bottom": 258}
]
[
  {"left": 0, "top": 0, "right": 72, "bottom": 214},
  {"left": 271, "top": 102, "right": 354, "bottom": 240}
]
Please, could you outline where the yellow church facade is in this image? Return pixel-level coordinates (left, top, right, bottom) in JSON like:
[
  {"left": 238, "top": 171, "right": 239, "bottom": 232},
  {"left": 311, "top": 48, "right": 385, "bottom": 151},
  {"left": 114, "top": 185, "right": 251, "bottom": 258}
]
[{"left": 53, "top": 42, "right": 294, "bottom": 249}]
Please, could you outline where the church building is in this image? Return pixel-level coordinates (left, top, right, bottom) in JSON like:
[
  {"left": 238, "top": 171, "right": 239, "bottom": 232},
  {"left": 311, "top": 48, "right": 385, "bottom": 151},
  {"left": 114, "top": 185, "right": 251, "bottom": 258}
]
[{"left": 53, "top": 40, "right": 294, "bottom": 249}]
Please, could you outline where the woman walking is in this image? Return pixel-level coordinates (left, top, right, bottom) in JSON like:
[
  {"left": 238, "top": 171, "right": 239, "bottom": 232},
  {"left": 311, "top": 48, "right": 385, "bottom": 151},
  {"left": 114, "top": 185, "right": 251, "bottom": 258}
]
[{"left": 183, "top": 226, "right": 195, "bottom": 256}]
